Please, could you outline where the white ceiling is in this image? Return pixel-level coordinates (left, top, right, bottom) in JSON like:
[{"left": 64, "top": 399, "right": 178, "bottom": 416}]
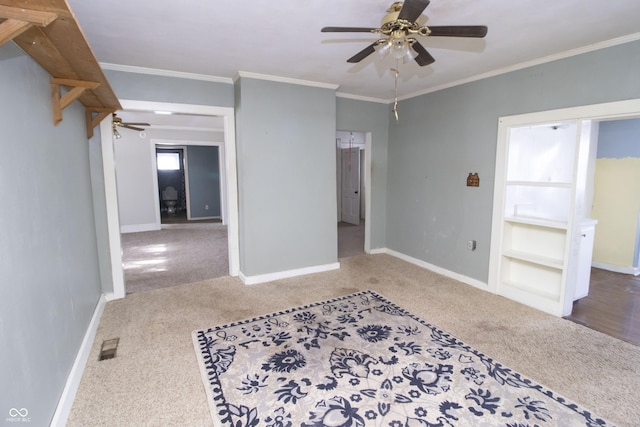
[{"left": 69, "top": 0, "right": 640, "bottom": 104}]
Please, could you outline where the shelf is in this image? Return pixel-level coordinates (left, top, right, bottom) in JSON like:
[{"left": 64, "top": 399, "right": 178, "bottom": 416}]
[
  {"left": 502, "top": 250, "right": 563, "bottom": 270},
  {"left": 501, "top": 279, "right": 560, "bottom": 302},
  {"left": 504, "top": 216, "right": 568, "bottom": 229},
  {"left": 0, "top": 0, "right": 121, "bottom": 137},
  {"left": 506, "top": 181, "right": 572, "bottom": 188}
]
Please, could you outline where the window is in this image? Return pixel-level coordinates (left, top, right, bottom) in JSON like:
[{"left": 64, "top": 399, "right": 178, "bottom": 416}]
[{"left": 157, "top": 152, "right": 180, "bottom": 170}]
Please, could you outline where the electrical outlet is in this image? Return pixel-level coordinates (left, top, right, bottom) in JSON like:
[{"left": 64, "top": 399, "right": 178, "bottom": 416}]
[
  {"left": 467, "top": 240, "right": 476, "bottom": 251},
  {"left": 205, "top": 204, "right": 209, "bottom": 210}
]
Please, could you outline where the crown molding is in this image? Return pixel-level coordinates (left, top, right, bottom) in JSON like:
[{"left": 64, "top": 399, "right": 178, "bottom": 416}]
[
  {"left": 99, "top": 63, "right": 233, "bottom": 84},
  {"left": 336, "top": 92, "right": 388, "bottom": 104},
  {"left": 398, "top": 32, "right": 640, "bottom": 101},
  {"left": 234, "top": 71, "right": 339, "bottom": 90}
]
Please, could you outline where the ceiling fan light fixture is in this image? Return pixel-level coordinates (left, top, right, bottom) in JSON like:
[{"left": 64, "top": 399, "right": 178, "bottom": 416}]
[
  {"left": 403, "top": 43, "right": 418, "bottom": 64},
  {"left": 390, "top": 32, "right": 409, "bottom": 60},
  {"left": 375, "top": 39, "right": 392, "bottom": 57},
  {"left": 113, "top": 128, "right": 122, "bottom": 139}
]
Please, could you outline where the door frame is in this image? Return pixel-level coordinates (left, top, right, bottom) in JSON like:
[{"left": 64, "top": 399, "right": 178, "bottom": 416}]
[
  {"left": 489, "top": 99, "right": 640, "bottom": 310},
  {"left": 101, "top": 100, "right": 239, "bottom": 299}
]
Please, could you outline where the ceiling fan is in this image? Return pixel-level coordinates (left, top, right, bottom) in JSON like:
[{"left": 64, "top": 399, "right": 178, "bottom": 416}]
[
  {"left": 112, "top": 113, "right": 150, "bottom": 138},
  {"left": 321, "top": 0, "right": 488, "bottom": 66}
]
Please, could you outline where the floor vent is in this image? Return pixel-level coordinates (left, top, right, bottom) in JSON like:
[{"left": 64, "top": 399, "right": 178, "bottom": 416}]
[{"left": 99, "top": 338, "right": 120, "bottom": 361}]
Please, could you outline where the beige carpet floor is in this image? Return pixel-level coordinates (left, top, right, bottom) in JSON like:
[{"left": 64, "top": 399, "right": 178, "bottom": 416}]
[
  {"left": 68, "top": 254, "right": 640, "bottom": 426},
  {"left": 121, "top": 222, "right": 228, "bottom": 294}
]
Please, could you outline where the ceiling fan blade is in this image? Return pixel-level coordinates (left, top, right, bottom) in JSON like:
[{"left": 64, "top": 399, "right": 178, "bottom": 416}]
[
  {"left": 411, "top": 41, "right": 435, "bottom": 66},
  {"left": 347, "top": 42, "right": 378, "bottom": 63},
  {"left": 122, "top": 125, "right": 146, "bottom": 132},
  {"left": 322, "top": 26, "right": 377, "bottom": 33},
  {"left": 398, "top": 0, "right": 430, "bottom": 22},
  {"left": 427, "top": 25, "right": 488, "bottom": 38},
  {"left": 122, "top": 122, "right": 150, "bottom": 126}
]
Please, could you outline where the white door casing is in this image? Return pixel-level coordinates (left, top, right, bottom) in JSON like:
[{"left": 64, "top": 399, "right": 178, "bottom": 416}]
[{"left": 101, "top": 100, "right": 240, "bottom": 299}]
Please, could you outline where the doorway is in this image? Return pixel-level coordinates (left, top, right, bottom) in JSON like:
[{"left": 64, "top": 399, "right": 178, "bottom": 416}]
[
  {"left": 489, "top": 98, "right": 640, "bottom": 318},
  {"left": 336, "top": 130, "right": 370, "bottom": 258},
  {"left": 156, "top": 147, "right": 187, "bottom": 223},
  {"left": 99, "top": 100, "right": 239, "bottom": 300}
]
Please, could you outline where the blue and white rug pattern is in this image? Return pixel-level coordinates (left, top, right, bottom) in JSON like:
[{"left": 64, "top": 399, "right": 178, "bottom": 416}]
[{"left": 193, "top": 290, "right": 610, "bottom": 427}]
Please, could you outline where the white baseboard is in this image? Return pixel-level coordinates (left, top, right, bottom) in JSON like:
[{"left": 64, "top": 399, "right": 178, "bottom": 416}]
[
  {"left": 368, "top": 247, "right": 387, "bottom": 255},
  {"left": 188, "top": 215, "right": 221, "bottom": 221},
  {"left": 381, "top": 248, "right": 489, "bottom": 290},
  {"left": 240, "top": 262, "right": 341, "bottom": 285},
  {"left": 120, "top": 223, "right": 160, "bottom": 234},
  {"left": 592, "top": 261, "right": 640, "bottom": 276},
  {"left": 50, "top": 295, "right": 106, "bottom": 427}
]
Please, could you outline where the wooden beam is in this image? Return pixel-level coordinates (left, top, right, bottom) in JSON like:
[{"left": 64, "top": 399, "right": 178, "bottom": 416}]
[
  {"left": 0, "top": 5, "right": 57, "bottom": 26},
  {"left": 0, "top": 18, "right": 30, "bottom": 46},
  {"left": 50, "top": 78, "right": 100, "bottom": 125},
  {"left": 85, "top": 107, "right": 114, "bottom": 139},
  {"left": 0, "top": 5, "right": 57, "bottom": 46}
]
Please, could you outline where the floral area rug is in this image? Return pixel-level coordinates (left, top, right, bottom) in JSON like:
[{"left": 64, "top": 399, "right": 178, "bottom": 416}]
[{"left": 192, "top": 290, "right": 611, "bottom": 427}]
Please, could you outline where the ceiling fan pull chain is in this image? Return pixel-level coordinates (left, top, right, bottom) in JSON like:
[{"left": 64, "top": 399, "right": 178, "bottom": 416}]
[{"left": 392, "top": 67, "right": 400, "bottom": 122}]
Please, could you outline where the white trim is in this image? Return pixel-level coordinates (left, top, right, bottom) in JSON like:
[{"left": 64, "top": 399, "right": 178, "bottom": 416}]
[
  {"left": 149, "top": 125, "right": 225, "bottom": 133},
  {"left": 120, "top": 223, "right": 160, "bottom": 234},
  {"left": 154, "top": 139, "right": 223, "bottom": 147},
  {"left": 383, "top": 248, "right": 489, "bottom": 290},
  {"left": 234, "top": 71, "right": 339, "bottom": 90},
  {"left": 364, "top": 133, "right": 372, "bottom": 253},
  {"left": 488, "top": 98, "right": 640, "bottom": 314},
  {"left": 369, "top": 248, "right": 387, "bottom": 255},
  {"left": 399, "top": 33, "right": 640, "bottom": 101},
  {"left": 182, "top": 146, "right": 192, "bottom": 220},
  {"left": 50, "top": 295, "right": 106, "bottom": 427},
  {"left": 150, "top": 141, "right": 163, "bottom": 230},
  {"left": 592, "top": 261, "right": 640, "bottom": 276},
  {"left": 110, "top": 100, "right": 240, "bottom": 279},
  {"left": 240, "top": 262, "right": 341, "bottom": 285},
  {"left": 100, "top": 62, "right": 233, "bottom": 84},
  {"left": 99, "top": 119, "right": 126, "bottom": 300},
  {"left": 101, "top": 34, "right": 640, "bottom": 103},
  {"left": 336, "top": 92, "right": 388, "bottom": 104}
]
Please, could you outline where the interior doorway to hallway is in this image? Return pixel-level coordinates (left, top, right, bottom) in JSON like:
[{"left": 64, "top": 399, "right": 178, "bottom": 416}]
[
  {"left": 336, "top": 130, "right": 370, "bottom": 258},
  {"left": 99, "top": 100, "right": 239, "bottom": 300}
]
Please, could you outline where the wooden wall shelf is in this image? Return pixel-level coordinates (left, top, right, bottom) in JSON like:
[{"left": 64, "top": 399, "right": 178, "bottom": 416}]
[{"left": 0, "top": 0, "right": 121, "bottom": 138}]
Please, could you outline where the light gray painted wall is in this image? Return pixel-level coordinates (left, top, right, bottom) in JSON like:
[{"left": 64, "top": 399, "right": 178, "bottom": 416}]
[
  {"left": 387, "top": 39, "right": 640, "bottom": 283},
  {"left": 114, "top": 129, "right": 222, "bottom": 230},
  {"left": 0, "top": 43, "right": 102, "bottom": 425},
  {"left": 114, "top": 132, "right": 158, "bottom": 229},
  {"left": 598, "top": 118, "right": 640, "bottom": 158},
  {"left": 187, "top": 146, "right": 221, "bottom": 217},
  {"left": 336, "top": 98, "right": 390, "bottom": 250},
  {"left": 235, "top": 78, "right": 337, "bottom": 276},
  {"left": 104, "top": 70, "right": 234, "bottom": 107}
]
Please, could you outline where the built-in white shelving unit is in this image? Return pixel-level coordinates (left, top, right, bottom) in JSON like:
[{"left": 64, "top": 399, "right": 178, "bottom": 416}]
[{"left": 491, "top": 119, "right": 596, "bottom": 316}]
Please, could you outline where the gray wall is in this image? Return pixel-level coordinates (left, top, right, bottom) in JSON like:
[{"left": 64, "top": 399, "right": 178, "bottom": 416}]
[
  {"left": 387, "top": 39, "right": 640, "bottom": 283},
  {"left": 88, "top": 125, "right": 116, "bottom": 294},
  {"left": 104, "top": 70, "right": 234, "bottom": 107},
  {"left": 336, "top": 98, "right": 390, "bottom": 250},
  {"left": 187, "top": 145, "right": 221, "bottom": 217},
  {"left": 235, "top": 77, "right": 337, "bottom": 276},
  {"left": 598, "top": 118, "right": 640, "bottom": 158},
  {"left": 0, "top": 44, "right": 103, "bottom": 425}
]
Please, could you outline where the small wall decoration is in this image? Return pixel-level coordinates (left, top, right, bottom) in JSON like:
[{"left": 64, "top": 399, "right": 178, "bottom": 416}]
[{"left": 467, "top": 173, "right": 480, "bottom": 187}]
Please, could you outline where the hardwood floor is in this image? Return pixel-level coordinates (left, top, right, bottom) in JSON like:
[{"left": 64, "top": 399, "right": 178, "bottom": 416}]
[{"left": 565, "top": 268, "right": 640, "bottom": 346}]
